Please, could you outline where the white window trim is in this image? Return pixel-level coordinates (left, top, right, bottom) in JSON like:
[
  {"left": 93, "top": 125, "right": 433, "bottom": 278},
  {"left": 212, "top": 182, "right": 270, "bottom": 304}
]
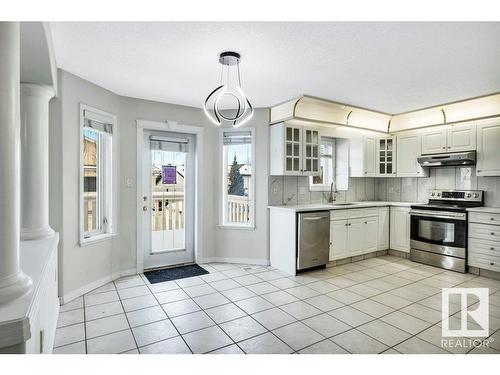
[
  {"left": 79, "top": 103, "right": 117, "bottom": 246},
  {"left": 219, "top": 127, "right": 256, "bottom": 229},
  {"left": 309, "top": 137, "right": 335, "bottom": 192}
]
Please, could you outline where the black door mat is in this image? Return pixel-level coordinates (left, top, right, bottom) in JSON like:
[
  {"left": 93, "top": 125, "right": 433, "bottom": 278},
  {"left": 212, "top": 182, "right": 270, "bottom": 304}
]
[{"left": 144, "top": 264, "right": 209, "bottom": 284}]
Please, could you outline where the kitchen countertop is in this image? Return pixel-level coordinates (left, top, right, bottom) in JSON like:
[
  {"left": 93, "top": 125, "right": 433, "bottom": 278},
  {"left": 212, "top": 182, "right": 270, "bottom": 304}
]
[
  {"left": 467, "top": 207, "right": 500, "bottom": 214},
  {"left": 268, "top": 201, "right": 417, "bottom": 212}
]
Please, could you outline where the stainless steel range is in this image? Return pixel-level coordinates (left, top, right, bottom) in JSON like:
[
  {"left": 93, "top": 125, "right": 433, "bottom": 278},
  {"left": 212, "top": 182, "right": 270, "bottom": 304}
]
[{"left": 410, "top": 189, "right": 484, "bottom": 273}]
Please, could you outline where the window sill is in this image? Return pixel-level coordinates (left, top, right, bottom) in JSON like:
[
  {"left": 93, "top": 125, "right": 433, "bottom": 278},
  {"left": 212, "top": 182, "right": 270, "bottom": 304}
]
[
  {"left": 80, "top": 232, "right": 117, "bottom": 247},
  {"left": 217, "top": 224, "right": 256, "bottom": 231},
  {"left": 309, "top": 185, "right": 331, "bottom": 192}
]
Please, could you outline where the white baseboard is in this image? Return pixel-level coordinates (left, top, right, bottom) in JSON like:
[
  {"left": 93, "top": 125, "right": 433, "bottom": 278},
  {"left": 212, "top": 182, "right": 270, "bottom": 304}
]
[
  {"left": 59, "top": 269, "right": 137, "bottom": 305},
  {"left": 199, "top": 257, "right": 270, "bottom": 266}
]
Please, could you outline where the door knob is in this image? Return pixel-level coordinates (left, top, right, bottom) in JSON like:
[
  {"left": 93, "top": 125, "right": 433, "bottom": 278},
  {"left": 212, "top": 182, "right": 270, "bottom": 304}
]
[{"left": 143, "top": 206, "right": 148, "bottom": 212}]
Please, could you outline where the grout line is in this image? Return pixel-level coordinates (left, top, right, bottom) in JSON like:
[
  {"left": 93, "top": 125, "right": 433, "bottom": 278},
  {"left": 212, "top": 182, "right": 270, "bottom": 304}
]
[
  {"left": 113, "top": 279, "right": 140, "bottom": 353},
  {"left": 56, "top": 255, "right": 500, "bottom": 354}
]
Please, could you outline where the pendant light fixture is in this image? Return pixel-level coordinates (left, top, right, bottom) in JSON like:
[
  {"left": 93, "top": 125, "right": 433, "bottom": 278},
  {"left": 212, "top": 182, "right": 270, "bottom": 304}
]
[{"left": 203, "top": 51, "right": 254, "bottom": 127}]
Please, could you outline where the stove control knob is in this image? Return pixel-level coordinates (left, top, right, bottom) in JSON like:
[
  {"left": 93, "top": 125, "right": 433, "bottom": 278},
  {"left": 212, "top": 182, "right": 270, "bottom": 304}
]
[
  {"left": 437, "top": 193, "right": 441, "bottom": 197},
  {"left": 467, "top": 193, "right": 472, "bottom": 198},
  {"left": 473, "top": 193, "right": 479, "bottom": 198},
  {"left": 431, "top": 192, "right": 435, "bottom": 196}
]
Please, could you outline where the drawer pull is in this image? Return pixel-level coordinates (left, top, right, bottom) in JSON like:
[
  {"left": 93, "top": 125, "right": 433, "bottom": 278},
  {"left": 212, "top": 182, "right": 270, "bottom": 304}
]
[
  {"left": 490, "top": 262, "right": 495, "bottom": 266},
  {"left": 491, "top": 218, "right": 495, "bottom": 221},
  {"left": 491, "top": 232, "right": 496, "bottom": 235},
  {"left": 491, "top": 247, "right": 496, "bottom": 250}
]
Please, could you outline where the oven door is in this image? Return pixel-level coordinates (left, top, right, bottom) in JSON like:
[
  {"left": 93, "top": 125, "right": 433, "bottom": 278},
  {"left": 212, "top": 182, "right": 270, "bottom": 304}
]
[{"left": 410, "top": 210, "right": 467, "bottom": 257}]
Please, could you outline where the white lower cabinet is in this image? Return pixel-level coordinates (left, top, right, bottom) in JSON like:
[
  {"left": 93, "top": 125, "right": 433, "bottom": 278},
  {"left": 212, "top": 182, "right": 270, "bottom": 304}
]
[
  {"left": 330, "top": 219, "right": 348, "bottom": 260},
  {"left": 377, "top": 207, "right": 390, "bottom": 250},
  {"left": 390, "top": 206, "right": 410, "bottom": 252},
  {"left": 329, "top": 208, "right": 382, "bottom": 261},
  {"left": 347, "top": 217, "right": 366, "bottom": 257},
  {"left": 468, "top": 210, "right": 500, "bottom": 272}
]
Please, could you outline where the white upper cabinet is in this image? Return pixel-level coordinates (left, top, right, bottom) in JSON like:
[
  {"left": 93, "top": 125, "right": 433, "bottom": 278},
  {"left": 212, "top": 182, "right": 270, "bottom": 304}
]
[
  {"left": 421, "top": 123, "right": 476, "bottom": 154},
  {"left": 270, "top": 122, "right": 320, "bottom": 176},
  {"left": 396, "top": 132, "right": 428, "bottom": 177},
  {"left": 421, "top": 128, "right": 447, "bottom": 154},
  {"left": 350, "top": 135, "right": 376, "bottom": 177},
  {"left": 447, "top": 123, "right": 476, "bottom": 152},
  {"left": 302, "top": 127, "right": 321, "bottom": 176},
  {"left": 476, "top": 119, "right": 500, "bottom": 176},
  {"left": 376, "top": 137, "right": 396, "bottom": 177}
]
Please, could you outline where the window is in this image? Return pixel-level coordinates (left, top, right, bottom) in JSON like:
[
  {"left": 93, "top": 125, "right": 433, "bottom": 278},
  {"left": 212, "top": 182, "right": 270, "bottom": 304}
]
[
  {"left": 310, "top": 137, "right": 335, "bottom": 191},
  {"left": 80, "top": 105, "right": 114, "bottom": 243},
  {"left": 221, "top": 128, "right": 255, "bottom": 228}
]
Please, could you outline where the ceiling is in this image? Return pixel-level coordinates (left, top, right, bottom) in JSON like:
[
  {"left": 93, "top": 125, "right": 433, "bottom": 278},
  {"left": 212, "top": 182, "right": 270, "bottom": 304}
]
[{"left": 50, "top": 22, "right": 500, "bottom": 114}]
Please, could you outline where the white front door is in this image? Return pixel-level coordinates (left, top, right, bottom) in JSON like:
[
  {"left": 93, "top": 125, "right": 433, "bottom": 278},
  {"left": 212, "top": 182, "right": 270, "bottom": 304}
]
[{"left": 142, "top": 131, "right": 195, "bottom": 269}]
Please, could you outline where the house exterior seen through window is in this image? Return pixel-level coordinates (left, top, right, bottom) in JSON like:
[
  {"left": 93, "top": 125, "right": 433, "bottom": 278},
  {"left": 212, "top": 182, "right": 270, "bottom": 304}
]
[
  {"left": 221, "top": 129, "right": 255, "bottom": 228},
  {"left": 80, "top": 105, "right": 114, "bottom": 242}
]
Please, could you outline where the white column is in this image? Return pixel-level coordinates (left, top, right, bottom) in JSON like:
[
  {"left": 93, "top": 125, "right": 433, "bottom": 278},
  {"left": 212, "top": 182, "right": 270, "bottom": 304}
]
[
  {"left": 0, "top": 22, "right": 33, "bottom": 304},
  {"left": 20, "top": 84, "right": 55, "bottom": 240}
]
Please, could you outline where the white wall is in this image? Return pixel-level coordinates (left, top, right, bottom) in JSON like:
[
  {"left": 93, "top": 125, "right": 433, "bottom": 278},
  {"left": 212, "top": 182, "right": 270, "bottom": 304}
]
[
  {"left": 49, "top": 70, "right": 121, "bottom": 299},
  {"left": 50, "top": 69, "right": 270, "bottom": 299},
  {"left": 213, "top": 110, "right": 270, "bottom": 264}
]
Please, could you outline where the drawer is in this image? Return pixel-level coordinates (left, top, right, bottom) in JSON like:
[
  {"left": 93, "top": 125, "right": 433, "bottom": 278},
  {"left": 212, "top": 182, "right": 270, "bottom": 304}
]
[
  {"left": 363, "top": 208, "right": 378, "bottom": 218},
  {"left": 347, "top": 208, "right": 368, "bottom": 219},
  {"left": 469, "top": 238, "right": 500, "bottom": 257},
  {"left": 330, "top": 209, "right": 349, "bottom": 221},
  {"left": 469, "top": 223, "right": 500, "bottom": 242},
  {"left": 468, "top": 252, "right": 500, "bottom": 273},
  {"left": 469, "top": 211, "right": 500, "bottom": 225}
]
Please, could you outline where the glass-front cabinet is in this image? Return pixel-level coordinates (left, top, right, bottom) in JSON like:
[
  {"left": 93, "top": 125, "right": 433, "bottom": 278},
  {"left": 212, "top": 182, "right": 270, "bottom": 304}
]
[
  {"left": 284, "top": 124, "right": 302, "bottom": 174},
  {"left": 377, "top": 136, "right": 396, "bottom": 177},
  {"left": 270, "top": 122, "right": 321, "bottom": 176},
  {"left": 302, "top": 128, "right": 320, "bottom": 175}
]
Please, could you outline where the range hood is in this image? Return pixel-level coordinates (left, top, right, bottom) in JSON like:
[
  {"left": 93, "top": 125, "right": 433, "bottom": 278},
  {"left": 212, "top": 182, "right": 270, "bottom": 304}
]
[{"left": 417, "top": 151, "right": 476, "bottom": 168}]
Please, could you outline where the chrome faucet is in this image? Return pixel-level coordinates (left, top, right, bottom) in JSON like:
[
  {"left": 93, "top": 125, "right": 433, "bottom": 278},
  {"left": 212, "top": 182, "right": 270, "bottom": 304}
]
[{"left": 327, "top": 182, "right": 337, "bottom": 203}]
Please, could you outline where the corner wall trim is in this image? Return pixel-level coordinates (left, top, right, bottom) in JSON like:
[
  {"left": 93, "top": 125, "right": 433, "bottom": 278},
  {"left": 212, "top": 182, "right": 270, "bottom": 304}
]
[{"left": 59, "top": 269, "right": 135, "bottom": 305}]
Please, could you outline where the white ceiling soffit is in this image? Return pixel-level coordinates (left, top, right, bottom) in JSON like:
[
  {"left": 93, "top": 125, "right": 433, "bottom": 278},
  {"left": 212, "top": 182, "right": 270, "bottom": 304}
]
[
  {"left": 21, "top": 22, "right": 57, "bottom": 93},
  {"left": 49, "top": 22, "right": 500, "bottom": 113}
]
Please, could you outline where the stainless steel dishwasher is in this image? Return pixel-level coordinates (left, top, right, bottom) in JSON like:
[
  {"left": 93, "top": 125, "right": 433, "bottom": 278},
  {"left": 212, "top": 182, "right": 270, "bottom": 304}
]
[{"left": 297, "top": 211, "right": 330, "bottom": 270}]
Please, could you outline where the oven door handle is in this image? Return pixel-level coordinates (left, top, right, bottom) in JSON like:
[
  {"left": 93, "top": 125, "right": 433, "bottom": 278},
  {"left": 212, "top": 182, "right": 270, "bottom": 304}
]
[{"left": 409, "top": 210, "right": 466, "bottom": 221}]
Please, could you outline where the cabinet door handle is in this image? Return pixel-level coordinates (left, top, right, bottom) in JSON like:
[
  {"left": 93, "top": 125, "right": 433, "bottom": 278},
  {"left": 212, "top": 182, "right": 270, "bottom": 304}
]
[
  {"left": 491, "top": 232, "right": 495, "bottom": 236},
  {"left": 490, "top": 262, "right": 495, "bottom": 266},
  {"left": 491, "top": 218, "right": 495, "bottom": 221},
  {"left": 490, "top": 247, "right": 495, "bottom": 250}
]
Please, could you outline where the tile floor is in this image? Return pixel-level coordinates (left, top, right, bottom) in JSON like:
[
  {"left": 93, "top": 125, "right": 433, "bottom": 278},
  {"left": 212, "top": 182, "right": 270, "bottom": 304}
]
[{"left": 54, "top": 256, "right": 500, "bottom": 354}]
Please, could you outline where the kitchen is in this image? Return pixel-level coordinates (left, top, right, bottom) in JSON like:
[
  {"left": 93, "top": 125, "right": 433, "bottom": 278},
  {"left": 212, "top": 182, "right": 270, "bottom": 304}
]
[{"left": 268, "top": 94, "right": 500, "bottom": 278}]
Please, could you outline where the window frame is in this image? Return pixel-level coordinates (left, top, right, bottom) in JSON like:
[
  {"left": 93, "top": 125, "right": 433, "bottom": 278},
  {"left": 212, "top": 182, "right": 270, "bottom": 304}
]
[
  {"left": 309, "top": 137, "right": 336, "bottom": 192},
  {"left": 219, "top": 127, "right": 256, "bottom": 230},
  {"left": 79, "top": 104, "right": 116, "bottom": 245}
]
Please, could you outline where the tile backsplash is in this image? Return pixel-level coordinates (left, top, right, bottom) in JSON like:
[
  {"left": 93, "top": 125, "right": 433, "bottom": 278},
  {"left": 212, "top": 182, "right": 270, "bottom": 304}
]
[
  {"left": 269, "top": 167, "right": 500, "bottom": 207},
  {"left": 268, "top": 176, "right": 376, "bottom": 206}
]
